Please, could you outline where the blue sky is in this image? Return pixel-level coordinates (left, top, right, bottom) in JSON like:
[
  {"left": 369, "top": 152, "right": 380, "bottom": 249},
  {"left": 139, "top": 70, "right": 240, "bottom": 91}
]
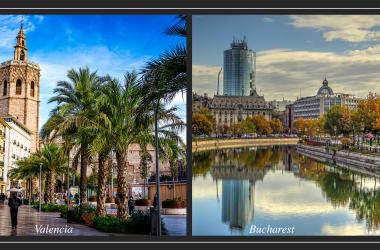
[
  {"left": 193, "top": 15, "right": 380, "bottom": 101},
  {"left": 0, "top": 15, "right": 186, "bottom": 142}
]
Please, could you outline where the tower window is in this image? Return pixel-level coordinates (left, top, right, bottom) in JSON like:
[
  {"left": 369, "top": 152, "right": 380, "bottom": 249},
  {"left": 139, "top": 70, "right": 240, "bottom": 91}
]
[
  {"left": 20, "top": 51, "right": 25, "bottom": 61},
  {"left": 22, "top": 40, "right": 25, "bottom": 46},
  {"left": 16, "top": 79, "right": 22, "bottom": 95},
  {"left": 30, "top": 81, "right": 35, "bottom": 97},
  {"left": 3, "top": 80, "right": 7, "bottom": 96}
]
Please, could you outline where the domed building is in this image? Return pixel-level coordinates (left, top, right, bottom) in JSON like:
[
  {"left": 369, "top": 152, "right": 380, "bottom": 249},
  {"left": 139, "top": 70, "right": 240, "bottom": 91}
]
[
  {"left": 288, "top": 77, "right": 361, "bottom": 124},
  {"left": 317, "top": 77, "right": 334, "bottom": 96}
]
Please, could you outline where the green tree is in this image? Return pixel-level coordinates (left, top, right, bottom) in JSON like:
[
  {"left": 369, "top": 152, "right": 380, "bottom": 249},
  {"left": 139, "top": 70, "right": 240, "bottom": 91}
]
[
  {"left": 324, "top": 105, "right": 353, "bottom": 136},
  {"left": 46, "top": 67, "right": 101, "bottom": 208},
  {"left": 12, "top": 144, "right": 66, "bottom": 203}
]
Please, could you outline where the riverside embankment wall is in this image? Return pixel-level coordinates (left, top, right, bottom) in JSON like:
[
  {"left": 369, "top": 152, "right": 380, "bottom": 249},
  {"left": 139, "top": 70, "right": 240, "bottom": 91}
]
[
  {"left": 297, "top": 144, "right": 380, "bottom": 178},
  {"left": 192, "top": 138, "right": 299, "bottom": 151}
]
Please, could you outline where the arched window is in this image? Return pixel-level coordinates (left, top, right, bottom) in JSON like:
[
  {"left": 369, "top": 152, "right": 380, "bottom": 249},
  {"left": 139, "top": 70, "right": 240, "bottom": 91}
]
[
  {"left": 2, "top": 80, "right": 7, "bottom": 96},
  {"left": 22, "top": 40, "right": 25, "bottom": 46},
  {"left": 20, "top": 51, "right": 25, "bottom": 61},
  {"left": 16, "top": 79, "right": 22, "bottom": 95},
  {"left": 30, "top": 81, "right": 35, "bottom": 97}
]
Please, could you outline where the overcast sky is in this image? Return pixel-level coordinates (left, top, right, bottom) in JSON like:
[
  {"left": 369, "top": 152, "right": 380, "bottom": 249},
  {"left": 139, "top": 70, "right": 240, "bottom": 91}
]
[
  {"left": 0, "top": 15, "right": 186, "bottom": 142},
  {"left": 193, "top": 15, "right": 380, "bottom": 101}
]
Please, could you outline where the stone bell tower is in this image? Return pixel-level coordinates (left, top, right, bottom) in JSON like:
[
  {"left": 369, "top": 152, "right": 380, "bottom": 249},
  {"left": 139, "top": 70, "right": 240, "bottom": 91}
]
[{"left": 0, "top": 19, "right": 41, "bottom": 152}]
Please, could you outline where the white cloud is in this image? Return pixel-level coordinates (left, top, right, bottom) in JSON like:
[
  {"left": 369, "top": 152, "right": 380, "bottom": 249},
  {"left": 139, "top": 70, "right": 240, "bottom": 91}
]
[
  {"left": 193, "top": 47, "right": 380, "bottom": 101},
  {"left": 289, "top": 15, "right": 380, "bottom": 42},
  {"left": 321, "top": 223, "right": 377, "bottom": 236},
  {"left": 0, "top": 15, "right": 35, "bottom": 49},
  {"left": 262, "top": 17, "right": 274, "bottom": 23},
  {"left": 192, "top": 64, "right": 222, "bottom": 96}
]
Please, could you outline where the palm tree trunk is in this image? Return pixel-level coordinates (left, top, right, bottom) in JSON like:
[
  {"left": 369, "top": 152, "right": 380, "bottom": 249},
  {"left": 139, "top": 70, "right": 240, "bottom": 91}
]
[
  {"left": 97, "top": 153, "right": 108, "bottom": 216},
  {"left": 48, "top": 171, "right": 55, "bottom": 203},
  {"left": 45, "top": 174, "right": 50, "bottom": 204},
  {"left": 80, "top": 144, "right": 89, "bottom": 208},
  {"left": 116, "top": 149, "right": 129, "bottom": 219}
]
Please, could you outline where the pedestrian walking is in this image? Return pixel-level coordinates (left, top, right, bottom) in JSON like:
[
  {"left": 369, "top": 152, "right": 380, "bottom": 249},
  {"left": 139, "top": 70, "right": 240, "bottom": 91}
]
[
  {"left": 8, "top": 192, "right": 22, "bottom": 230},
  {"left": 128, "top": 196, "right": 135, "bottom": 215},
  {"left": 0, "top": 193, "right": 6, "bottom": 205},
  {"left": 74, "top": 193, "right": 79, "bottom": 205}
]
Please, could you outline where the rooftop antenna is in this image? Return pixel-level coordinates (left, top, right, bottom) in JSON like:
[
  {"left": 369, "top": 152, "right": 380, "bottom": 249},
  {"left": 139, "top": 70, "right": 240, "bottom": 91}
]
[{"left": 217, "top": 68, "right": 222, "bottom": 96}]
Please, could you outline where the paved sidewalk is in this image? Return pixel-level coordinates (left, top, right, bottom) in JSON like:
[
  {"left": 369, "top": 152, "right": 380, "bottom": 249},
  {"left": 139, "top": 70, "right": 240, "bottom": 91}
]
[
  {"left": 0, "top": 204, "right": 186, "bottom": 236},
  {"left": 0, "top": 204, "right": 108, "bottom": 236}
]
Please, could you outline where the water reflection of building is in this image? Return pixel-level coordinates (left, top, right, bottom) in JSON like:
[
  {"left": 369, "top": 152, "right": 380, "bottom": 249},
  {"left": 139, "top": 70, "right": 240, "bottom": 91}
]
[
  {"left": 221, "top": 179, "right": 255, "bottom": 230},
  {"left": 210, "top": 148, "right": 269, "bottom": 231}
]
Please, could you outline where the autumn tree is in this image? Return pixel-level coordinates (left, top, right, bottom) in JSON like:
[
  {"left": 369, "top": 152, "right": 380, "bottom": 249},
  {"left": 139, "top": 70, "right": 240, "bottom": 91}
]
[
  {"left": 352, "top": 96, "right": 380, "bottom": 133},
  {"left": 192, "top": 107, "right": 214, "bottom": 136},
  {"left": 269, "top": 118, "right": 283, "bottom": 134},
  {"left": 246, "top": 115, "right": 272, "bottom": 135},
  {"left": 324, "top": 105, "right": 353, "bottom": 136}
]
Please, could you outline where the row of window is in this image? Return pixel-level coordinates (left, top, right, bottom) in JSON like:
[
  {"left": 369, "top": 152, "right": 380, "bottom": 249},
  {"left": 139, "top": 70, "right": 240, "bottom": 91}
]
[
  {"left": 2, "top": 80, "right": 35, "bottom": 97},
  {"left": 12, "top": 139, "right": 30, "bottom": 152}
]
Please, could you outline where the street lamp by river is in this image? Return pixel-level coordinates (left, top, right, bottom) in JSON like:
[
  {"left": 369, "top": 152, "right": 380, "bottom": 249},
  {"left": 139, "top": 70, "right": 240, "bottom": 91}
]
[
  {"left": 39, "top": 163, "right": 42, "bottom": 212},
  {"left": 316, "top": 128, "right": 320, "bottom": 142},
  {"left": 361, "top": 125, "right": 365, "bottom": 149}
]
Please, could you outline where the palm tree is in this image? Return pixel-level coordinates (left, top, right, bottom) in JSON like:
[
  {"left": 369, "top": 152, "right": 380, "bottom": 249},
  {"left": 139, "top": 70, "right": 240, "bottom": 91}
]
[
  {"left": 139, "top": 15, "right": 187, "bottom": 235},
  {"left": 12, "top": 144, "right": 66, "bottom": 203},
  {"left": 94, "top": 71, "right": 142, "bottom": 219},
  {"left": 46, "top": 67, "right": 101, "bottom": 208}
]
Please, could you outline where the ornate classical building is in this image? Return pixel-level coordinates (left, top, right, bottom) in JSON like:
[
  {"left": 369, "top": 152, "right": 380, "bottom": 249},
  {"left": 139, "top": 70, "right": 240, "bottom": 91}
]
[
  {"left": 209, "top": 94, "right": 272, "bottom": 127},
  {"left": 0, "top": 23, "right": 40, "bottom": 153},
  {"left": 283, "top": 78, "right": 362, "bottom": 130}
]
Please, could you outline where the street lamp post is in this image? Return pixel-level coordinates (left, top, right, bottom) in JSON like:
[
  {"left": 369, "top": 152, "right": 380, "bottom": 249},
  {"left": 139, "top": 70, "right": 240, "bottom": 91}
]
[
  {"left": 39, "top": 163, "right": 42, "bottom": 212},
  {"left": 361, "top": 126, "right": 365, "bottom": 150},
  {"left": 155, "top": 99, "right": 161, "bottom": 236},
  {"left": 111, "top": 165, "right": 114, "bottom": 198},
  {"left": 67, "top": 150, "right": 70, "bottom": 211},
  {"left": 334, "top": 126, "right": 337, "bottom": 145},
  {"left": 317, "top": 128, "right": 320, "bottom": 143}
]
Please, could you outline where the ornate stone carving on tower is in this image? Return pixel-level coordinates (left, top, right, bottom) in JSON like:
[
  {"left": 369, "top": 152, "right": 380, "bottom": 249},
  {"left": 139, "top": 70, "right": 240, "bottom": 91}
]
[{"left": 0, "top": 20, "right": 41, "bottom": 152}]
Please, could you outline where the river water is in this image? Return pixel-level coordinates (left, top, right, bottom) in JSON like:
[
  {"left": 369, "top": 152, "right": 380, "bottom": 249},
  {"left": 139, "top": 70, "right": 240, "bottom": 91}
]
[{"left": 192, "top": 145, "right": 380, "bottom": 236}]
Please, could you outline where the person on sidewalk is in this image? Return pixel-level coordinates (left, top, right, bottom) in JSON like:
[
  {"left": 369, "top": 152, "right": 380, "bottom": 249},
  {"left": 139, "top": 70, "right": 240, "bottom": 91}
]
[
  {"left": 8, "top": 192, "right": 22, "bottom": 230},
  {"left": 128, "top": 196, "right": 135, "bottom": 216}
]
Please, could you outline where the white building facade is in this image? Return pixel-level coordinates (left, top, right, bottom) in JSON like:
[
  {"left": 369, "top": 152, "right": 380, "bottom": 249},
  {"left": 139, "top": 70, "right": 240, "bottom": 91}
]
[
  {"left": 2, "top": 116, "right": 32, "bottom": 190},
  {"left": 293, "top": 78, "right": 360, "bottom": 120}
]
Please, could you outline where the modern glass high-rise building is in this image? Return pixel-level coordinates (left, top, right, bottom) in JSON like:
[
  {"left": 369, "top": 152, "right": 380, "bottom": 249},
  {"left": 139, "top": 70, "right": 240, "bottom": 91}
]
[{"left": 223, "top": 38, "right": 256, "bottom": 96}]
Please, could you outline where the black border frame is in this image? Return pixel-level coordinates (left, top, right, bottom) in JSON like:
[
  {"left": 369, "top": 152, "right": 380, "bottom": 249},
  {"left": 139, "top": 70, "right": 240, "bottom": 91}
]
[{"left": 0, "top": 8, "right": 380, "bottom": 243}]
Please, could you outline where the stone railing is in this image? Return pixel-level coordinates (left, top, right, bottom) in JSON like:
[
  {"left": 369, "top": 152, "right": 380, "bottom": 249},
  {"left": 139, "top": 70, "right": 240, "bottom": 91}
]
[{"left": 0, "top": 60, "right": 39, "bottom": 69}]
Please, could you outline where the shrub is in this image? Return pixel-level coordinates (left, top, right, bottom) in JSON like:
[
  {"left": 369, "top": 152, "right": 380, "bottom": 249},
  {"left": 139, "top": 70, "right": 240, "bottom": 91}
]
[
  {"left": 42, "top": 203, "right": 67, "bottom": 213},
  {"left": 81, "top": 212, "right": 96, "bottom": 226},
  {"left": 64, "top": 204, "right": 97, "bottom": 223},
  {"left": 91, "top": 210, "right": 167, "bottom": 235},
  {"left": 66, "top": 207, "right": 82, "bottom": 223},
  {"left": 92, "top": 215, "right": 128, "bottom": 233},
  {"left": 162, "top": 198, "right": 186, "bottom": 208},
  {"left": 32, "top": 202, "right": 67, "bottom": 213},
  {"left": 135, "top": 199, "right": 151, "bottom": 206}
]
